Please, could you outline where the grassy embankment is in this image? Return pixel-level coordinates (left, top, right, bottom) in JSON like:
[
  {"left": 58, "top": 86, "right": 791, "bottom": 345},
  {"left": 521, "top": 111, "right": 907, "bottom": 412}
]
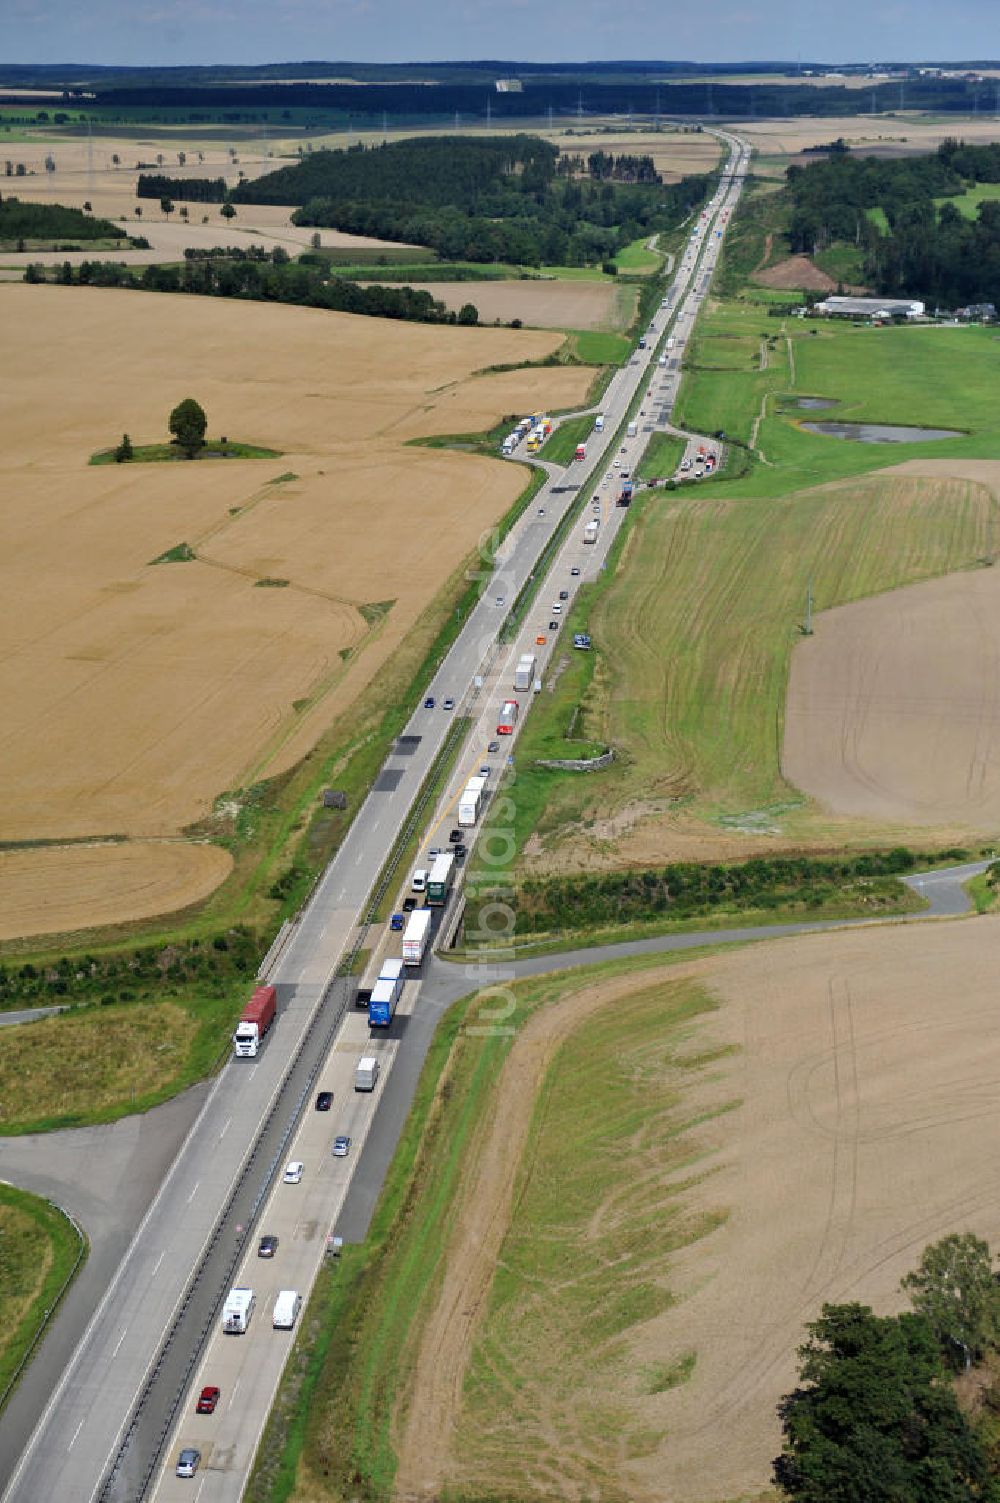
[
  {"left": 0, "top": 1185, "right": 85, "bottom": 1407},
  {"left": 460, "top": 305, "right": 1000, "bottom": 939},
  {"left": 246, "top": 948, "right": 731, "bottom": 1503}
]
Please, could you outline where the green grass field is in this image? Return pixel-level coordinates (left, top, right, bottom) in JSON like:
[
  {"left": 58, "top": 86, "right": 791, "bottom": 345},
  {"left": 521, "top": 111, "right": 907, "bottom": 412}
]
[
  {"left": 493, "top": 456, "right": 996, "bottom": 868},
  {"left": 637, "top": 432, "right": 685, "bottom": 480},
  {"left": 614, "top": 235, "right": 662, "bottom": 273},
  {"left": 0, "top": 1184, "right": 84, "bottom": 1407},
  {"left": 90, "top": 438, "right": 281, "bottom": 466},
  {"left": 537, "top": 413, "right": 595, "bottom": 465},
  {"left": 935, "top": 181, "right": 1000, "bottom": 219},
  {"left": 562, "top": 327, "right": 632, "bottom": 364}
]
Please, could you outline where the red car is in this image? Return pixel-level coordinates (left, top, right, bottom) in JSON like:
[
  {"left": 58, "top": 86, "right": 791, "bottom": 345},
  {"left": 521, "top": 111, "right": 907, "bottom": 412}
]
[{"left": 196, "top": 1385, "right": 220, "bottom": 1414}]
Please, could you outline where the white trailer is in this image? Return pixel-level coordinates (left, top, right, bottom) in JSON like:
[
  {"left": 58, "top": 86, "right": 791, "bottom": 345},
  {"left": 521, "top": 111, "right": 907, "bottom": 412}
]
[
  {"left": 222, "top": 1288, "right": 255, "bottom": 1334},
  {"left": 355, "top": 1056, "right": 380, "bottom": 1091},
  {"left": 401, "top": 907, "right": 433, "bottom": 965},
  {"left": 514, "top": 653, "right": 536, "bottom": 692},
  {"left": 583, "top": 518, "right": 600, "bottom": 544},
  {"left": 272, "top": 1290, "right": 302, "bottom": 1329},
  {"left": 458, "top": 774, "right": 487, "bottom": 827}
]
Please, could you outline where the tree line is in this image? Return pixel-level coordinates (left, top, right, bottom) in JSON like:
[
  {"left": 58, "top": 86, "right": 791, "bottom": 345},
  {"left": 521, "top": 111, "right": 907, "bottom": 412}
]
[
  {"left": 136, "top": 173, "right": 227, "bottom": 202},
  {"left": 776, "top": 1235, "right": 1000, "bottom": 1501},
  {"left": 25, "top": 254, "right": 479, "bottom": 325},
  {"left": 785, "top": 138, "right": 1000, "bottom": 305},
  {"left": 0, "top": 195, "right": 125, "bottom": 241},
  {"left": 233, "top": 134, "right": 711, "bottom": 267}
]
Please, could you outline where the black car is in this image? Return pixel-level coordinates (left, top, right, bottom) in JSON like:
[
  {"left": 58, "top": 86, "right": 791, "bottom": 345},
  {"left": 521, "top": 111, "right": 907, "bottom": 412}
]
[
  {"left": 449, "top": 829, "right": 462, "bottom": 844},
  {"left": 258, "top": 1234, "right": 279, "bottom": 1258},
  {"left": 548, "top": 620, "right": 559, "bottom": 631},
  {"left": 423, "top": 696, "right": 435, "bottom": 709},
  {"left": 402, "top": 896, "right": 418, "bottom": 912},
  {"left": 315, "top": 1090, "right": 333, "bottom": 1111},
  {"left": 454, "top": 844, "right": 468, "bottom": 860},
  {"left": 559, "top": 590, "right": 569, "bottom": 601},
  {"left": 488, "top": 740, "right": 500, "bottom": 753}
]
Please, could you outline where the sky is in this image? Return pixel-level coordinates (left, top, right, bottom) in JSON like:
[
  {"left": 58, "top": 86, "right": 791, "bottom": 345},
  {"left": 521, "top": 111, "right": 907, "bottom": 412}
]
[{"left": 7, "top": 0, "right": 1000, "bottom": 69}]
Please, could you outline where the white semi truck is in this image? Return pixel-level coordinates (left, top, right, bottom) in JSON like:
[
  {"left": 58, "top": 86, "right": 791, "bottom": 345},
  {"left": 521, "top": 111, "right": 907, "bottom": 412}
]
[
  {"left": 514, "top": 653, "right": 537, "bottom": 692},
  {"left": 402, "top": 907, "right": 433, "bottom": 965}
]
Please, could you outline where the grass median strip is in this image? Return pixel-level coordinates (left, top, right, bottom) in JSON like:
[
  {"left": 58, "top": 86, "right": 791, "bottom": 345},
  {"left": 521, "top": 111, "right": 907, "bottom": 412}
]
[{"left": 0, "top": 1185, "right": 85, "bottom": 1411}]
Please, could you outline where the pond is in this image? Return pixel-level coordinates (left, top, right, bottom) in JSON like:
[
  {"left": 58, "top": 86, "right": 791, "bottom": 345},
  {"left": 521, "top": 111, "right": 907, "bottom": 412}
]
[
  {"left": 792, "top": 397, "right": 836, "bottom": 410},
  {"left": 801, "top": 420, "right": 962, "bottom": 443}
]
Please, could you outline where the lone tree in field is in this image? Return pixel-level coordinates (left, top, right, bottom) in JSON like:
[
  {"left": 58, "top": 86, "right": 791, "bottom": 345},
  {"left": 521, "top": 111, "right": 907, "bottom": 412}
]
[
  {"left": 220, "top": 202, "right": 236, "bottom": 220},
  {"left": 773, "top": 1302, "right": 996, "bottom": 1502},
  {"left": 114, "top": 433, "right": 133, "bottom": 463},
  {"left": 902, "top": 1233, "right": 1000, "bottom": 1370},
  {"left": 168, "top": 398, "right": 207, "bottom": 459}
]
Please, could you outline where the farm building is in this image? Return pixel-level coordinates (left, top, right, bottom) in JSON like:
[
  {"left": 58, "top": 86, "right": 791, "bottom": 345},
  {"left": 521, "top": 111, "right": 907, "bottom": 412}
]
[{"left": 814, "top": 295, "right": 926, "bottom": 319}]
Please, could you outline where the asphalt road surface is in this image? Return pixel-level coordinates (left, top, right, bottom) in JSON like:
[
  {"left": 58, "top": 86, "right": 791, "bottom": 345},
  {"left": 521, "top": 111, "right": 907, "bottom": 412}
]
[{"left": 0, "top": 134, "right": 751, "bottom": 1503}]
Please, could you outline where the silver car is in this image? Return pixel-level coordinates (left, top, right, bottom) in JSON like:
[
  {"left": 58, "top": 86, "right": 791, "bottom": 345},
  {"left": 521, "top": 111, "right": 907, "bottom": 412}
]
[{"left": 176, "top": 1448, "right": 201, "bottom": 1479}]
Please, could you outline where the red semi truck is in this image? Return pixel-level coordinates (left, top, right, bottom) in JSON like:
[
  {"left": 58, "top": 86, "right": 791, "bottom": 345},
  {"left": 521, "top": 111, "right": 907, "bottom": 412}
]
[{"left": 233, "top": 984, "right": 277, "bottom": 1058}]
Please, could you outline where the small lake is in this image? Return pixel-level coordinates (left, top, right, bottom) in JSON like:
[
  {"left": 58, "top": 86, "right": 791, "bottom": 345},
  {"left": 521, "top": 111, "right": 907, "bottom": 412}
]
[
  {"left": 793, "top": 397, "right": 836, "bottom": 410},
  {"left": 801, "top": 420, "right": 962, "bottom": 444}
]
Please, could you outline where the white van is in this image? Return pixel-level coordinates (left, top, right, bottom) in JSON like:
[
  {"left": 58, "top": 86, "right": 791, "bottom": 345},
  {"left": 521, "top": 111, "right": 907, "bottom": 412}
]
[
  {"left": 594, "top": 414, "right": 605, "bottom": 431},
  {"left": 273, "top": 1290, "right": 302, "bottom": 1329},
  {"left": 411, "top": 868, "right": 427, "bottom": 893},
  {"left": 626, "top": 421, "right": 638, "bottom": 438},
  {"left": 355, "top": 1055, "right": 380, "bottom": 1091}
]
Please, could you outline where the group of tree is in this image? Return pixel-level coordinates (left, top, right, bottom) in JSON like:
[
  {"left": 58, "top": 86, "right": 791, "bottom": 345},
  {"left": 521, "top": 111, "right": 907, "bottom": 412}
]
[
  {"left": 775, "top": 1234, "right": 1000, "bottom": 1502},
  {"left": 231, "top": 134, "right": 711, "bottom": 267},
  {"left": 136, "top": 173, "right": 227, "bottom": 202},
  {"left": 27, "top": 254, "right": 478, "bottom": 326},
  {"left": 0, "top": 195, "right": 124, "bottom": 242},
  {"left": 784, "top": 138, "right": 1000, "bottom": 306}
]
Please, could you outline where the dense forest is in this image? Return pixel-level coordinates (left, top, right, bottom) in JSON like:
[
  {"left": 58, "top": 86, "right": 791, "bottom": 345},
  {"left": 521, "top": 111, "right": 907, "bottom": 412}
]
[
  {"left": 136, "top": 174, "right": 227, "bottom": 202},
  {"left": 785, "top": 139, "right": 1000, "bottom": 305},
  {"left": 233, "top": 134, "right": 712, "bottom": 266},
  {"left": 24, "top": 254, "right": 479, "bottom": 326},
  {"left": 0, "top": 196, "right": 126, "bottom": 242}
]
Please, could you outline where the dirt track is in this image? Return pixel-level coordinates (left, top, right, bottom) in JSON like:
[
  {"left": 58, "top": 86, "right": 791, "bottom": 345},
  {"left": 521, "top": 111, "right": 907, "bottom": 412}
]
[{"left": 396, "top": 915, "right": 1000, "bottom": 1502}]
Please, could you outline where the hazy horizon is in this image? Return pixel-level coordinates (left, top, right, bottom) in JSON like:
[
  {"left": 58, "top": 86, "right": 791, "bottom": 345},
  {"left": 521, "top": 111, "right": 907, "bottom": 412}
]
[{"left": 7, "top": 0, "right": 1000, "bottom": 72}]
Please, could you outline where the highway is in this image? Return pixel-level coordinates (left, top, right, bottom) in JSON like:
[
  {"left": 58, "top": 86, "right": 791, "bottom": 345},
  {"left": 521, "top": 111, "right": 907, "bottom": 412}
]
[{"left": 0, "top": 132, "right": 749, "bottom": 1503}]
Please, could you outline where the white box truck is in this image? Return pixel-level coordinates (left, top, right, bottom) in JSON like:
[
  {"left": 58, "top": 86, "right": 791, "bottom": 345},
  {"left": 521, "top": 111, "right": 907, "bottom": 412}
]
[
  {"left": 458, "top": 775, "right": 487, "bottom": 826},
  {"left": 222, "top": 1288, "right": 255, "bottom": 1334},
  {"left": 514, "top": 653, "right": 536, "bottom": 692},
  {"left": 273, "top": 1290, "right": 302, "bottom": 1329},
  {"left": 402, "top": 907, "right": 433, "bottom": 966},
  {"left": 355, "top": 1056, "right": 380, "bottom": 1091},
  {"left": 584, "top": 518, "right": 600, "bottom": 544},
  {"left": 627, "top": 421, "right": 638, "bottom": 438}
]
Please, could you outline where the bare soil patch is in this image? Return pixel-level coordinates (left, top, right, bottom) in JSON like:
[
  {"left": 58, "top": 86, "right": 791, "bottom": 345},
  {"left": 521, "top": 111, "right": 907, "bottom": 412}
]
[
  {"left": 0, "top": 284, "right": 589, "bottom": 935},
  {"left": 364, "top": 278, "right": 622, "bottom": 331},
  {"left": 0, "top": 843, "right": 233, "bottom": 942},
  {"left": 397, "top": 916, "right": 1000, "bottom": 1503},
  {"left": 784, "top": 518, "right": 1000, "bottom": 830},
  {"left": 754, "top": 254, "right": 836, "bottom": 291}
]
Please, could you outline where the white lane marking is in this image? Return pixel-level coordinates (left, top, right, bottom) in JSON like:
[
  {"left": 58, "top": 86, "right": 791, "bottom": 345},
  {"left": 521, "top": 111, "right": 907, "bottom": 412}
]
[
  {"left": 228, "top": 1378, "right": 241, "bottom": 1410},
  {"left": 194, "top": 1476, "right": 207, "bottom": 1501},
  {"left": 152, "top": 1251, "right": 165, "bottom": 1277},
  {"left": 111, "top": 1329, "right": 128, "bottom": 1358},
  {"left": 187, "top": 1180, "right": 200, "bottom": 1205},
  {"left": 68, "top": 1419, "right": 84, "bottom": 1451},
  {"left": 248, "top": 1064, "right": 258, "bottom": 1081},
  {"left": 219, "top": 1116, "right": 231, "bottom": 1141}
]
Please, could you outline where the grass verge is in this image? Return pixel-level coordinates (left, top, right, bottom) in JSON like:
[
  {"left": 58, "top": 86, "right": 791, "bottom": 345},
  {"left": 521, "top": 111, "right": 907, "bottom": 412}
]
[{"left": 0, "top": 1185, "right": 86, "bottom": 1411}]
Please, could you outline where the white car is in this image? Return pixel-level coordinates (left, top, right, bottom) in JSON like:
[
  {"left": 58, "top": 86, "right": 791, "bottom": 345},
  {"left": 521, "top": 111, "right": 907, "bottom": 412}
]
[{"left": 283, "top": 1161, "right": 303, "bottom": 1184}]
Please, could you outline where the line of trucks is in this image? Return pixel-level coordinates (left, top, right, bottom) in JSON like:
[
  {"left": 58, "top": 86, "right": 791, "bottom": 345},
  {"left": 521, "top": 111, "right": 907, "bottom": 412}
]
[{"left": 501, "top": 413, "right": 551, "bottom": 456}]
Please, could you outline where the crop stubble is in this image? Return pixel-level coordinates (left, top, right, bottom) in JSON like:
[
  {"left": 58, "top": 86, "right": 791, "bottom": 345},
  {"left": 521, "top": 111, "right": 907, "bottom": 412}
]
[{"left": 0, "top": 284, "right": 592, "bottom": 935}]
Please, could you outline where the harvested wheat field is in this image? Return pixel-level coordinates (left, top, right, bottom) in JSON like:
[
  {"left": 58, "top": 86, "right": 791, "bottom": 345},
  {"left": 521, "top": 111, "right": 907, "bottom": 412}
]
[
  {"left": 0, "top": 844, "right": 233, "bottom": 942},
  {"left": 784, "top": 462, "right": 1000, "bottom": 828},
  {"left": 365, "top": 277, "right": 628, "bottom": 331},
  {"left": 397, "top": 916, "right": 1000, "bottom": 1503},
  {"left": 743, "top": 113, "right": 1000, "bottom": 162},
  {"left": 0, "top": 283, "right": 591, "bottom": 933}
]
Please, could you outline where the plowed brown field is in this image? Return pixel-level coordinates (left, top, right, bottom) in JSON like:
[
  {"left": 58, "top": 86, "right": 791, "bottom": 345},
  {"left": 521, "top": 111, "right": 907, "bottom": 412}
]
[
  {"left": 0, "top": 284, "right": 591, "bottom": 935},
  {"left": 396, "top": 917, "right": 1000, "bottom": 1503}
]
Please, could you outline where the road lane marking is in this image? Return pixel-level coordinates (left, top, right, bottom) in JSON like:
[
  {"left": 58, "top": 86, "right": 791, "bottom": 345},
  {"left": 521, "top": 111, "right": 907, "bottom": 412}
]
[
  {"left": 152, "top": 1251, "right": 165, "bottom": 1277},
  {"left": 228, "top": 1378, "right": 241, "bottom": 1410},
  {"left": 68, "top": 1419, "right": 84, "bottom": 1451},
  {"left": 187, "top": 1180, "right": 200, "bottom": 1205},
  {"left": 219, "top": 1116, "right": 231, "bottom": 1140},
  {"left": 112, "top": 1328, "right": 128, "bottom": 1357}
]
